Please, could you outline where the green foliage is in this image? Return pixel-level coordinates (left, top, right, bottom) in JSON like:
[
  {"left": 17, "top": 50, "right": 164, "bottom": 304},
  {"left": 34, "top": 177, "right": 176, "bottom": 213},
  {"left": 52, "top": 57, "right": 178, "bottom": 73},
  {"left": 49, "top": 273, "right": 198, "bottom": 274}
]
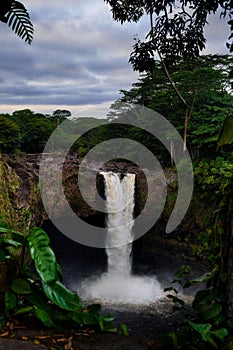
[
  {"left": 51, "top": 109, "right": 71, "bottom": 124},
  {"left": 0, "top": 225, "right": 116, "bottom": 332},
  {"left": 218, "top": 115, "right": 233, "bottom": 146},
  {"left": 28, "top": 227, "right": 60, "bottom": 285},
  {"left": 110, "top": 55, "right": 233, "bottom": 159},
  {"left": 105, "top": 0, "right": 232, "bottom": 72},
  {"left": 0, "top": 115, "right": 21, "bottom": 153},
  {"left": 12, "top": 109, "right": 56, "bottom": 153},
  {"left": 195, "top": 157, "right": 233, "bottom": 196},
  {"left": 164, "top": 265, "right": 191, "bottom": 312},
  {"left": 42, "top": 281, "right": 82, "bottom": 312},
  {"left": 166, "top": 271, "right": 231, "bottom": 349},
  {"left": 0, "top": 108, "right": 77, "bottom": 154},
  {"left": 189, "top": 321, "right": 228, "bottom": 349},
  {"left": 164, "top": 155, "right": 233, "bottom": 349}
]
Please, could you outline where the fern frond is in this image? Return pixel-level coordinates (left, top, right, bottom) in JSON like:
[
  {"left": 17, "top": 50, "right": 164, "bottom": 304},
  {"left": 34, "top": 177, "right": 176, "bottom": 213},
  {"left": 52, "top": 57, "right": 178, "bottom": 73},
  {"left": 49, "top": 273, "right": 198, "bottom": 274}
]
[{"left": 6, "top": 1, "right": 33, "bottom": 44}]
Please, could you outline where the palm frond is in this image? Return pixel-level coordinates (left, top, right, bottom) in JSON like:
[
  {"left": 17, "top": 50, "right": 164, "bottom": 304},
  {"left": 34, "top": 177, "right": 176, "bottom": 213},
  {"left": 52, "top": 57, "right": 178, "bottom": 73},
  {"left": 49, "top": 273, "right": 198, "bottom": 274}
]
[{"left": 6, "top": 1, "right": 33, "bottom": 44}]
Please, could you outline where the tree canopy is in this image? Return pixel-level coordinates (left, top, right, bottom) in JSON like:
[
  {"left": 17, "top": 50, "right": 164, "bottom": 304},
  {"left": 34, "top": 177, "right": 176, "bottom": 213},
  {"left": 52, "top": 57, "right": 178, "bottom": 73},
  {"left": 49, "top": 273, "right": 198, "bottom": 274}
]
[
  {"left": 105, "top": 0, "right": 232, "bottom": 69},
  {"left": 109, "top": 54, "right": 233, "bottom": 158},
  {"left": 0, "top": 109, "right": 73, "bottom": 154}
]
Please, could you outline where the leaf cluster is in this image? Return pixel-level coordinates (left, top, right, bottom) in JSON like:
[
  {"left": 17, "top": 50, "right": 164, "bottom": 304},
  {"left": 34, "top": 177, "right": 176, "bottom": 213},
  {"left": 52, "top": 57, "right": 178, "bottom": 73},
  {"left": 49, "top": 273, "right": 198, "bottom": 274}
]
[
  {"left": 0, "top": 225, "right": 118, "bottom": 332},
  {"left": 165, "top": 265, "right": 232, "bottom": 349}
]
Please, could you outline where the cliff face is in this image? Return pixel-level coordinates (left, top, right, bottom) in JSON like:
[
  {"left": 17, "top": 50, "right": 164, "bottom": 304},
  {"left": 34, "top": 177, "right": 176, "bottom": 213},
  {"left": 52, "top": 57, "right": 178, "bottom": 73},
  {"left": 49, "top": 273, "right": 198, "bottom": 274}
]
[
  {"left": 0, "top": 154, "right": 43, "bottom": 231},
  {"left": 0, "top": 154, "right": 168, "bottom": 231}
]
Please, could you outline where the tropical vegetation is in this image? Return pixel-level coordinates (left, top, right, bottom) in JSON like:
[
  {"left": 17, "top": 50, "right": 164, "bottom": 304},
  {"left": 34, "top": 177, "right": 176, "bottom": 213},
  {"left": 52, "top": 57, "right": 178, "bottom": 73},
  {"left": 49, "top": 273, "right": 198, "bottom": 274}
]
[
  {"left": 0, "top": 1, "right": 233, "bottom": 349},
  {"left": 0, "top": 224, "right": 119, "bottom": 332}
]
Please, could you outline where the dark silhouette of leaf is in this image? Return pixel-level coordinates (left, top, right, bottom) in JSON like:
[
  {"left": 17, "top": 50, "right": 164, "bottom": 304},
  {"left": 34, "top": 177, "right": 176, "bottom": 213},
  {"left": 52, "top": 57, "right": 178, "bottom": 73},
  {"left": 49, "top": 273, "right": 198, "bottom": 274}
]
[
  {"left": 0, "top": 0, "right": 13, "bottom": 23},
  {"left": 5, "top": 1, "right": 33, "bottom": 44}
]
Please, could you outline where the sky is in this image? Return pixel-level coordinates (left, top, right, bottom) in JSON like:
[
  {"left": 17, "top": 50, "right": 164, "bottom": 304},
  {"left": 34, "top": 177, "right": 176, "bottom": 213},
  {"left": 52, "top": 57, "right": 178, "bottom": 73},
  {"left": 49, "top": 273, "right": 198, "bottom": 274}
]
[{"left": 0, "top": 0, "right": 230, "bottom": 115}]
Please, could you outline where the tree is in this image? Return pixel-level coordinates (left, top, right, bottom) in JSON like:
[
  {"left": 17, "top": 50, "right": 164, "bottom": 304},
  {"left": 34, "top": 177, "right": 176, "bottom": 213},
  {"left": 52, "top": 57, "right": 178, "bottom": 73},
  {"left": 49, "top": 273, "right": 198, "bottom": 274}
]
[
  {"left": 105, "top": 0, "right": 232, "bottom": 63},
  {"left": 11, "top": 109, "right": 55, "bottom": 153},
  {"left": 0, "top": 114, "right": 21, "bottom": 153},
  {"left": 105, "top": 0, "right": 233, "bottom": 149},
  {"left": 105, "top": 2, "right": 233, "bottom": 325},
  {"left": 49, "top": 110, "right": 72, "bottom": 126},
  {"left": 110, "top": 55, "right": 233, "bottom": 158}
]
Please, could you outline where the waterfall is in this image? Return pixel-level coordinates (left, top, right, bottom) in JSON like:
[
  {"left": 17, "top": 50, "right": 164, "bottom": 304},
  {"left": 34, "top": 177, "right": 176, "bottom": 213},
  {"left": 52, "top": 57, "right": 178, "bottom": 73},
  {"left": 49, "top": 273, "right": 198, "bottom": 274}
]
[
  {"left": 102, "top": 172, "right": 135, "bottom": 276},
  {"left": 79, "top": 171, "right": 163, "bottom": 304}
]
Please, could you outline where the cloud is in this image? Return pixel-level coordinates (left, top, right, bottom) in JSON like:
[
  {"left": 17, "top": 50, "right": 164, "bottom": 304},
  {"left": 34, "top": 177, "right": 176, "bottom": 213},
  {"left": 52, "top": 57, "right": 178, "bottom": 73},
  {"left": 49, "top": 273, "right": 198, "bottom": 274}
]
[{"left": 0, "top": 1, "right": 230, "bottom": 114}]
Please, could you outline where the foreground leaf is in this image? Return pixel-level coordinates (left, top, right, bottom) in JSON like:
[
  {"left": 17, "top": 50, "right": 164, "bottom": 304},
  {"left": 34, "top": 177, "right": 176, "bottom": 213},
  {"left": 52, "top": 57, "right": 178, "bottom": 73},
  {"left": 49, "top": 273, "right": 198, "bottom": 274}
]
[
  {"left": 202, "top": 303, "right": 222, "bottom": 320},
  {"left": 43, "top": 281, "right": 82, "bottom": 312},
  {"left": 11, "top": 278, "right": 32, "bottom": 294},
  {"left": 28, "top": 227, "right": 59, "bottom": 284},
  {"left": 34, "top": 307, "right": 55, "bottom": 327},
  {"left": 14, "top": 306, "right": 34, "bottom": 315},
  {"left": 213, "top": 328, "right": 228, "bottom": 340},
  {"left": 189, "top": 322, "right": 217, "bottom": 348},
  {"left": 183, "top": 270, "right": 216, "bottom": 288}
]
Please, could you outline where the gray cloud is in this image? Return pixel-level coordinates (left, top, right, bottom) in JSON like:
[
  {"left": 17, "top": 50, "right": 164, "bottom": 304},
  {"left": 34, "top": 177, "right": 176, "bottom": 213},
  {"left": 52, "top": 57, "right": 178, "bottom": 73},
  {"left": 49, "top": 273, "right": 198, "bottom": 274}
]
[{"left": 0, "top": 1, "right": 230, "bottom": 114}]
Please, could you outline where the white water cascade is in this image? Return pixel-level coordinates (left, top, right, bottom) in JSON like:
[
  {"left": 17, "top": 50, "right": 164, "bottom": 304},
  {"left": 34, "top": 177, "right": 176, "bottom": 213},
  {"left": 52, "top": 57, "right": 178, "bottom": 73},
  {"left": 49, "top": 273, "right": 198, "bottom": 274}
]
[
  {"left": 104, "top": 172, "right": 135, "bottom": 277},
  {"left": 80, "top": 171, "right": 163, "bottom": 304}
]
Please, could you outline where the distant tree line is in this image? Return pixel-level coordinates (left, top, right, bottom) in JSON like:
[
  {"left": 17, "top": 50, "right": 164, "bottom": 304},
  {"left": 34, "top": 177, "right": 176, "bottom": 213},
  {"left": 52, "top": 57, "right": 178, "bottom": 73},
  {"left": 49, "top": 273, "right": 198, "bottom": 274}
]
[
  {"left": 0, "top": 109, "right": 71, "bottom": 153},
  {"left": 0, "top": 55, "right": 232, "bottom": 161}
]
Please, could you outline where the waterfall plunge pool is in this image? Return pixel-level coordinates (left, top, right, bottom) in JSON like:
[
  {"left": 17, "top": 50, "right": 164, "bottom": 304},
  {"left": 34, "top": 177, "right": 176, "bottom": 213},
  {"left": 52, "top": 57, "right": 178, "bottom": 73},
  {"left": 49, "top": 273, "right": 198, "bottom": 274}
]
[{"left": 43, "top": 171, "right": 206, "bottom": 304}]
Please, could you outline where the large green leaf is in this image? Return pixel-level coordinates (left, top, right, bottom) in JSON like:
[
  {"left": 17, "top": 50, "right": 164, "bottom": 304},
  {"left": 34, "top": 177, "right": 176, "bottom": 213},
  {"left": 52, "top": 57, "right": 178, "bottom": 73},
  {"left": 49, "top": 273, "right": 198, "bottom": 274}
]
[
  {"left": 192, "top": 290, "right": 212, "bottom": 312},
  {"left": 1, "top": 238, "right": 22, "bottom": 247},
  {"left": 183, "top": 270, "right": 215, "bottom": 288},
  {"left": 14, "top": 306, "right": 34, "bottom": 315},
  {"left": 28, "top": 227, "right": 59, "bottom": 284},
  {"left": 34, "top": 307, "right": 55, "bottom": 327},
  {"left": 56, "top": 262, "right": 63, "bottom": 282},
  {"left": 213, "top": 328, "right": 228, "bottom": 341},
  {"left": 11, "top": 278, "right": 32, "bottom": 295},
  {"left": 82, "top": 311, "right": 99, "bottom": 325},
  {"left": 69, "top": 311, "right": 83, "bottom": 325},
  {"left": 43, "top": 281, "right": 82, "bottom": 312},
  {"left": 28, "top": 227, "right": 50, "bottom": 248},
  {"left": 202, "top": 303, "right": 222, "bottom": 320},
  {"left": 32, "top": 246, "right": 58, "bottom": 284},
  {"left": 0, "top": 225, "right": 25, "bottom": 245},
  {"left": 218, "top": 116, "right": 233, "bottom": 146},
  {"left": 70, "top": 306, "right": 102, "bottom": 327},
  {"left": 0, "top": 226, "right": 16, "bottom": 234}
]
